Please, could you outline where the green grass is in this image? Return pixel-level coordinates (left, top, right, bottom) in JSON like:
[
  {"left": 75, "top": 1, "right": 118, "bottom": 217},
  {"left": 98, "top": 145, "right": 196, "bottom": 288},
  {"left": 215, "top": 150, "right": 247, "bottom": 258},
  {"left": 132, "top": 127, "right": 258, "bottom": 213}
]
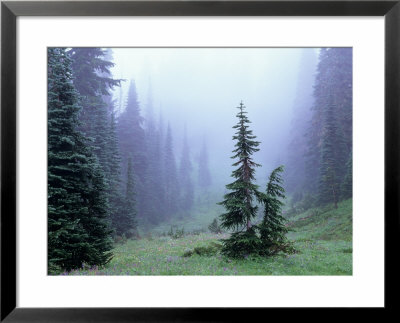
[{"left": 65, "top": 199, "right": 352, "bottom": 276}]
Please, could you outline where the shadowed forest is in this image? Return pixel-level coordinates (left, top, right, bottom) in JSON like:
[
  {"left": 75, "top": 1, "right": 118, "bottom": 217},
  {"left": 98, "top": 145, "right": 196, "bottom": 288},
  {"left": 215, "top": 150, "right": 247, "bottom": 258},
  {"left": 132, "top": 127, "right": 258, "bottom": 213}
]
[{"left": 48, "top": 48, "right": 352, "bottom": 275}]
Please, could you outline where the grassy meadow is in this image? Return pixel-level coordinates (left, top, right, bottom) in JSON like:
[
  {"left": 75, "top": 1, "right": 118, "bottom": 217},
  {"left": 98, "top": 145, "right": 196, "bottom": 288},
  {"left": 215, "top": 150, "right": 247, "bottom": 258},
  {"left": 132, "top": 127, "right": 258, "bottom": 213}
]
[{"left": 64, "top": 198, "right": 352, "bottom": 276}]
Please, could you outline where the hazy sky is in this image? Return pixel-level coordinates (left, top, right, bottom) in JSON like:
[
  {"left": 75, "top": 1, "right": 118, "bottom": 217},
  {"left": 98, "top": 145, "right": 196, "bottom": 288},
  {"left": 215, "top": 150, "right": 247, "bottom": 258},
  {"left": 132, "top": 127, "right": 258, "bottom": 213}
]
[{"left": 109, "top": 48, "right": 318, "bottom": 187}]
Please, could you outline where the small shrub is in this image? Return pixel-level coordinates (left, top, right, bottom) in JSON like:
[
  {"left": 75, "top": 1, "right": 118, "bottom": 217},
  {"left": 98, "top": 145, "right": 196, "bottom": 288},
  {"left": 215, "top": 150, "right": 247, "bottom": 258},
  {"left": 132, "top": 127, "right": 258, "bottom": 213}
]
[
  {"left": 167, "top": 226, "right": 185, "bottom": 239},
  {"left": 183, "top": 249, "right": 194, "bottom": 257},
  {"left": 183, "top": 242, "right": 222, "bottom": 257},
  {"left": 260, "top": 241, "right": 297, "bottom": 256}
]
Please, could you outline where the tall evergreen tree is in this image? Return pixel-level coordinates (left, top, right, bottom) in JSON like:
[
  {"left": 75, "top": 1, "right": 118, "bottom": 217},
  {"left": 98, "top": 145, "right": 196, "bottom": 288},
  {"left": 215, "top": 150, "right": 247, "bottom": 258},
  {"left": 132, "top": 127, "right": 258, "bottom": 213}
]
[
  {"left": 68, "top": 47, "right": 123, "bottom": 229},
  {"left": 219, "top": 102, "right": 263, "bottom": 257},
  {"left": 118, "top": 80, "right": 147, "bottom": 218},
  {"left": 164, "top": 124, "right": 180, "bottom": 217},
  {"left": 305, "top": 48, "right": 352, "bottom": 196},
  {"left": 179, "top": 127, "right": 194, "bottom": 212},
  {"left": 318, "top": 95, "right": 346, "bottom": 207},
  {"left": 48, "top": 48, "right": 113, "bottom": 272}
]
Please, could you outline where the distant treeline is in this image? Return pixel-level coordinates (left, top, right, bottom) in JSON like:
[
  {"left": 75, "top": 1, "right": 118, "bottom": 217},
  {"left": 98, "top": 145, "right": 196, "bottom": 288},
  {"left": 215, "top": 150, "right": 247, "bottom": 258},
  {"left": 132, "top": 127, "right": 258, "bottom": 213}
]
[
  {"left": 48, "top": 48, "right": 212, "bottom": 272},
  {"left": 285, "top": 48, "right": 352, "bottom": 208}
]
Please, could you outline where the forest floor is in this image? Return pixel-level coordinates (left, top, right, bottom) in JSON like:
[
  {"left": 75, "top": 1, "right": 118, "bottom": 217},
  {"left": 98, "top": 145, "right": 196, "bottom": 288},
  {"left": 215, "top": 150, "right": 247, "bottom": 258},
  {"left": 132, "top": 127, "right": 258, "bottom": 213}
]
[{"left": 66, "top": 198, "right": 352, "bottom": 276}]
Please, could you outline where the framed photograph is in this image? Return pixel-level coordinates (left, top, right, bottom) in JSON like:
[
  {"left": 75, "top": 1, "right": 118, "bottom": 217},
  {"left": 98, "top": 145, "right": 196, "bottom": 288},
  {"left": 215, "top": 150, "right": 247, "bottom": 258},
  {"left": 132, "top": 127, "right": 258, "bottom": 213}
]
[{"left": 1, "top": 0, "right": 399, "bottom": 321}]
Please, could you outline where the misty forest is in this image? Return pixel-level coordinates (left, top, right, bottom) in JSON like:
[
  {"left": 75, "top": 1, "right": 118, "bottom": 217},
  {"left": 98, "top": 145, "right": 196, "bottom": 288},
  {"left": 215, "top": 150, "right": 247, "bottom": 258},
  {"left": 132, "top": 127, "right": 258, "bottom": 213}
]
[{"left": 48, "top": 48, "right": 352, "bottom": 275}]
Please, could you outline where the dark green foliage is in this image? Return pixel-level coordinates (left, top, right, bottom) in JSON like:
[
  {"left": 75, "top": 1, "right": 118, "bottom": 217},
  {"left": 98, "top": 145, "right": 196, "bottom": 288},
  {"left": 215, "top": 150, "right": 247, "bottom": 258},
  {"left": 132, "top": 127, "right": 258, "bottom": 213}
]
[
  {"left": 219, "top": 101, "right": 264, "bottom": 257},
  {"left": 221, "top": 229, "right": 262, "bottom": 258},
  {"left": 68, "top": 47, "right": 121, "bottom": 150},
  {"left": 68, "top": 47, "right": 124, "bottom": 234},
  {"left": 179, "top": 128, "right": 194, "bottom": 213},
  {"left": 219, "top": 103, "right": 293, "bottom": 258},
  {"left": 258, "top": 166, "right": 293, "bottom": 256},
  {"left": 69, "top": 48, "right": 120, "bottom": 97},
  {"left": 48, "top": 48, "right": 113, "bottom": 273},
  {"left": 208, "top": 218, "right": 222, "bottom": 234},
  {"left": 219, "top": 101, "right": 262, "bottom": 232},
  {"left": 183, "top": 242, "right": 223, "bottom": 257}
]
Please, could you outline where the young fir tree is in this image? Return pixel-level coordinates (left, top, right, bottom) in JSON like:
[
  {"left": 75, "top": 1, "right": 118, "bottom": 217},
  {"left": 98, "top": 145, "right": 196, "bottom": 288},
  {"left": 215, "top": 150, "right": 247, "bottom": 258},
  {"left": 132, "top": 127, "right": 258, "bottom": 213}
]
[
  {"left": 218, "top": 101, "right": 263, "bottom": 258},
  {"left": 179, "top": 127, "right": 194, "bottom": 213},
  {"left": 48, "top": 48, "right": 113, "bottom": 273},
  {"left": 164, "top": 123, "right": 180, "bottom": 218},
  {"left": 258, "top": 166, "right": 292, "bottom": 255}
]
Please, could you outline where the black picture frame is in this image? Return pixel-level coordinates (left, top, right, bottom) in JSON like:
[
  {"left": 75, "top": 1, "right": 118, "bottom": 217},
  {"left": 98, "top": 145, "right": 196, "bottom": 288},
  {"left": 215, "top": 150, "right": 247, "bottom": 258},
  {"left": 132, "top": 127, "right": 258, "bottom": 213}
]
[{"left": 1, "top": 1, "right": 399, "bottom": 321}]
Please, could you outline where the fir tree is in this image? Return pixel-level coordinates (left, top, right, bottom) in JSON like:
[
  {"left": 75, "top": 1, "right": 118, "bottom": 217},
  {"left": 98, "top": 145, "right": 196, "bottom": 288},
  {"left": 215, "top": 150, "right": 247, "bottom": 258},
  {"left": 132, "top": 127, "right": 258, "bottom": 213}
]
[
  {"left": 179, "top": 127, "right": 194, "bottom": 213},
  {"left": 118, "top": 80, "right": 147, "bottom": 218},
  {"left": 68, "top": 47, "right": 121, "bottom": 141},
  {"left": 318, "top": 95, "right": 346, "bottom": 208},
  {"left": 219, "top": 101, "right": 263, "bottom": 257},
  {"left": 48, "top": 48, "right": 113, "bottom": 272},
  {"left": 258, "top": 166, "right": 292, "bottom": 255},
  {"left": 68, "top": 47, "right": 123, "bottom": 229},
  {"left": 164, "top": 123, "right": 180, "bottom": 217},
  {"left": 305, "top": 48, "right": 352, "bottom": 196}
]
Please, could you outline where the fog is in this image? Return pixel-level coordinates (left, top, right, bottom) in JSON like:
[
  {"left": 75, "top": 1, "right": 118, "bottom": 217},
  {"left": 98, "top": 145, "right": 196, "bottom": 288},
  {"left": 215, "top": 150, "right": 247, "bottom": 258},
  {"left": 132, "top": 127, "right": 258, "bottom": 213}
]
[
  {"left": 49, "top": 47, "right": 354, "bottom": 274},
  {"left": 110, "top": 48, "right": 316, "bottom": 192}
]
